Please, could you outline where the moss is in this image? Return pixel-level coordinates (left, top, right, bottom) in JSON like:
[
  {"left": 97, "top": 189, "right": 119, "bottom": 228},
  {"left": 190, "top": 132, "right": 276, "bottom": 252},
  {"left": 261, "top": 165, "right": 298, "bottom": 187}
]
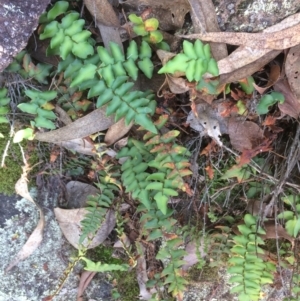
[
  {"left": 88, "top": 245, "right": 123, "bottom": 265},
  {"left": 113, "top": 269, "right": 140, "bottom": 301},
  {"left": 87, "top": 245, "right": 140, "bottom": 300},
  {"left": 0, "top": 124, "right": 39, "bottom": 195},
  {"left": 188, "top": 263, "right": 219, "bottom": 282}
]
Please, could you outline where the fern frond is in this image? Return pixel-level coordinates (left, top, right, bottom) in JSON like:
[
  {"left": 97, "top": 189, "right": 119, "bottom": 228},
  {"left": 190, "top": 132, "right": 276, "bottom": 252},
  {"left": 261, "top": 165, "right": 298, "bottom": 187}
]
[
  {"left": 228, "top": 214, "right": 276, "bottom": 301},
  {"left": 79, "top": 167, "right": 120, "bottom": 244},
  {"left": 117, "top": 114, "right": 192, "bottom": 214},
  {"left": 0, "top": 88, "right": 10, "bottom": 125},
  {"left": 156, "top": 237, "right": 188, "bottom": 298},
  {"left": 87, "top": 76, "right": 157, "bottom": 133}
]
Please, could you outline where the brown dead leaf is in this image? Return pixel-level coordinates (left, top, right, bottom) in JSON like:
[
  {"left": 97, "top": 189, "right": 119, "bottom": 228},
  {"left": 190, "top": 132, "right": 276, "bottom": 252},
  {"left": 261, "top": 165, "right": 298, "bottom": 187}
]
[
  {"left": 34, "top": 108, "right": 115, "bottom": 143},
  {"left": 205, "top": 165, "right": 214, "bottom": 180},
  {"left": 237, "top": 138, "right": 273, "bottom": 166},
  {"left": 219, "top": 101, "right": 239, "bottom": 117},
  {"left": 135, "top": 242, "right": 155, "bottom": 300},
  {"left": 233, "top": 219, "right": 294, "bottom": 247},
  {"left": 125, "top": 0, "right": 190, "bottom": 31},
  {"left": 188, "top": 0, "right": 227, "bottom": 61},
  {"left": 6, "top": 164, "right": 45, "bottom": 272},
  {"left": 181, "top": 19, "right": 300, "bottom": 50},
  {"left": 253, "top": 64, "right": 281, "bottom": 94},
  {"left": 104, "top": 118, "right": 133, "bottom": 146},
  {"left": 263, "top": 220, "right": 294, "bottom": 247},
  {"left": 214, "top": 14, "right": 300, "bottom": 80},
  {"left": 246, "top": 200, "right": 266, "bottom": 216},
  {"left": 228, "top": 117, "right": 264, "bottom": 152},
  {"left": 50, "top": 146, "right": 60, "bottom": 163},
  {"left": 200, "top": 140, "right": 217, "bottom": 156},
  {"left": 156, "top": 50, "right": 189, "bottom": 95},
  {"left": 274, "top": 78, "right": 300, "bottom": 118},
  {"left": 165, "top": 75, "right": 189, "bottom": 94},
  {"left": 84, "top": 0, "right": 119, "bottom": 27},
  {"left": 77, "top": 271, "right": 97, "bottom": 301},
  {"left": 262, "top": 115, "right": 277, "bottom": 126},
  {"left": 219, "top": 50, "right": 281, "bottom": 85},
  {"left": 54, "top": 208, "right": 116, "bottom": 249},
  {"left": 286, "top": 44, "right": 300, "bottom": 98},
  {"left": 114, "top": 137, "right": 128, "bottom": 152},
  {"left": 58, "top": 138, "right": 95, "bottom": 156}
]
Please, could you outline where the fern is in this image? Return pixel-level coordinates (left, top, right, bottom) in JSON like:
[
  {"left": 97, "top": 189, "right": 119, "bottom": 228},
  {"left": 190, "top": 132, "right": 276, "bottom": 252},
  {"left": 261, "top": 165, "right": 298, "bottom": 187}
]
[
  {"left": 17, "top": 90, "right": 57, "bottom": 129},
  {"left": 79, "top": 168, "right": 120, "bottom": 245},
  {"left": 158, "top": 40, "right": 219, "bottom": 81},
  {"left": 277, "top": 194, "right": 300, "bottom": 238},
  {"left": 5, "top": 50, "right": 53, "bottom": 84},
  {"left": 228, "top": 214, "right": 276, "bottom": 301},
  {"left": 115, "top": 113, "right": 192, "bottom": 298},
  {"left": 117, "top": 114, "right": 192, "bottom": 214},
  {"left": 0, "top": 88, "right": 10, "bottom": 125},
  {"left": 82, "top": 257, "right": 129, "bottom": 272},
  {"left": 88, "top": 76, "right": 157, "bottom": 133}
]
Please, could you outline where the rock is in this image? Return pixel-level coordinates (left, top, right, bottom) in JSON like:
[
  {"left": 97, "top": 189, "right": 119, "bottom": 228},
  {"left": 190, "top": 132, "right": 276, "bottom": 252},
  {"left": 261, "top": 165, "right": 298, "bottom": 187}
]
[
  {"left": 213, "top": 0, "right": 300, "bottom": 32},
  {"left": 0, "top": 190, "right": 113, "bottom": 301},
  {"left": 0, "top": 0, "right": 51, "bottom": 72}
]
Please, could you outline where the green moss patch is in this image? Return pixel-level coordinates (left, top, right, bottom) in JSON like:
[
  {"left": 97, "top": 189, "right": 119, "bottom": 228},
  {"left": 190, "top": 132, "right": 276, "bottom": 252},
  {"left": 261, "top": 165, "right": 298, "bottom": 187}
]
[{"left": 0, "top": 124, "right": 38, "bottom": 195}]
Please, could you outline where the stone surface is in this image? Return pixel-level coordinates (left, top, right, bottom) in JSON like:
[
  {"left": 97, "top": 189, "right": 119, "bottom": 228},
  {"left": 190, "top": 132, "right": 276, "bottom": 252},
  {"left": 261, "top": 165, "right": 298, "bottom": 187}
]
[
  {"left": 213, "top": 0, "right": 300, "bottom": 32},
  {"left": 0, "top": 0, "right": 51, "bottom": 72},
  {"left": 0, "top": 190, "right": 113, "bottom": 301}
]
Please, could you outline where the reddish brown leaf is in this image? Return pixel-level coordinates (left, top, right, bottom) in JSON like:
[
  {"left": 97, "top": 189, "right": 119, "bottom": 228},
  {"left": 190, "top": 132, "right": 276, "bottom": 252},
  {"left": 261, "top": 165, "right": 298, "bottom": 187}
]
[
  {"left": 200, "top": 140, "right": 217, "bottom": 156},
  {"left": 205, "top": 165, "right": 214, "bottom": 180},
  {"left": 231, "top": 89, "right": 245, "bottom": 101},
  {"left": 237, "top": 139, "right": 273, "bottom": 166},
  {"left": 50, "top": 148, "right": 59, "bottom": 163},
  {"left": 163, "top": 233, "right": 178, "bottom": 240},
  {"left": 163, "top": 162, "right": 175, "bottom": 169},
  {"left": 219, "top": 101, "right": 239, "bottom": 117},
  {"left": 178, "top": 168, "right": 193, "bottom": 177},
  {"left": 262, "top": 115, "right": 277, "bottom": 126},
  {"left": 183, "top": 182, "right": 193, "bottom": 196},
  {"left": 151, "top": 143, "right": 170, "bottom": 153}
]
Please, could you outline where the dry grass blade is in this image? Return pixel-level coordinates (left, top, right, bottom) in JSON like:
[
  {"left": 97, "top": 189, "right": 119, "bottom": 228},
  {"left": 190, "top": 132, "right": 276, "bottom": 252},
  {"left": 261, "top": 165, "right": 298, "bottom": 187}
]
[
  {"left": 216, "top": 14, "right": 300, "bottom": 77},
  {"left": 77, "top": 271, "right": 97, "bottom": 301},
  {"left": 219, "top": 50, "right": 281, "bottom": 85},
  {"left": 181, "top": 21, "right": 300, "bottom": 50},
  {"left": 104, "top": 119, "right": 133, "bottom": 146},
  {"left": 34, "top": 108, "right": 115, "bottom": 143},
  {"left": 188, "top": 0, "right": 227, "bottom": 60}
]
